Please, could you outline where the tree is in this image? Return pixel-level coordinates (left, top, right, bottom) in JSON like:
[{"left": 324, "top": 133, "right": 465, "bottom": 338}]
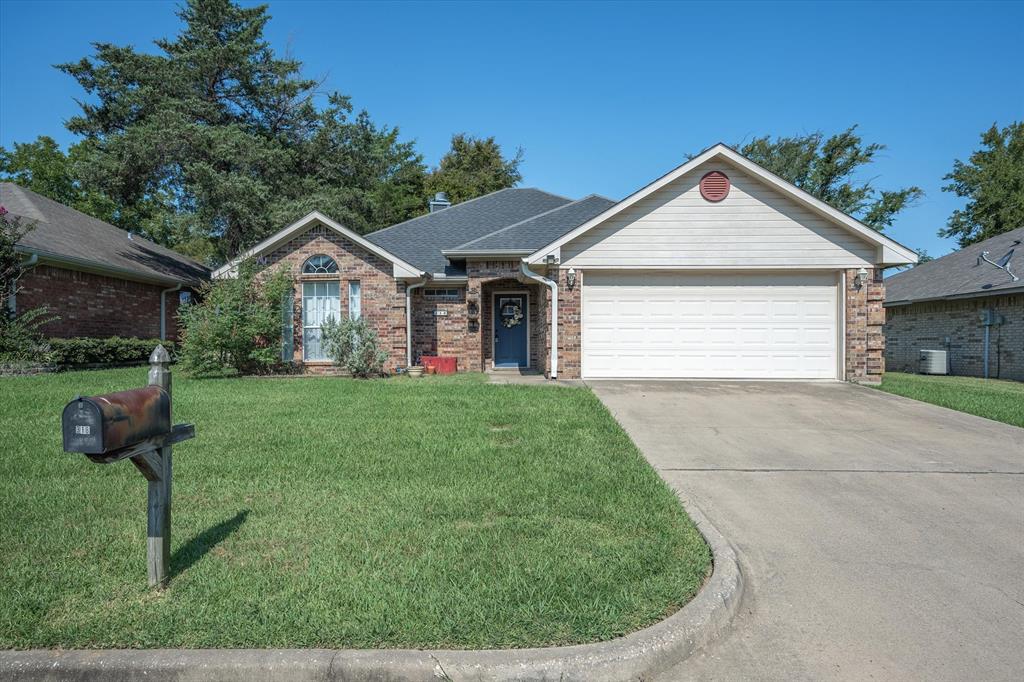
[
  {"left": 0, "top": 207, "right": 56, "bottom": 363},
  {"left": 0, "top": 136, "right": 116, "bottom": 223},
  {"left": 176, "top": 258, "right": 292, "bottom": 375},
  {"left": 940, "top": 122, "right": 1024, "bottom": 247},
  {"left": 735, "top": 126, "right": 923, "bottom": 232},
  {"left": 58, "top": 0, "right": 426, "bottom": 263},
  {"left": 425, "top": 134, "right": 523, "bottom": 204}
]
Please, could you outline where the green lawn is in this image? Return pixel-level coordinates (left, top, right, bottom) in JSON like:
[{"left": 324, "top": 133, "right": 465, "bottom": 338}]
[
  {"left": 0, "top": 368, "right": 709, "bottom": 650},
  {"left": 877, "top": 372, "right": 1024, "bottom": 428}
]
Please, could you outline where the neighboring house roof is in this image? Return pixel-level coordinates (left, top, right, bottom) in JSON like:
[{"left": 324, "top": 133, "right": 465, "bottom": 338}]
[
  {"left": 885, "top": 227, "right": 1024, "bottom": 306},
  {"left": 211, "top": 211, "right": 424, "bottom": 279},
  {"left": 525, "top": 143, "right": 919, "bottom": 268},
  {"left": 364, "top": 188, "right": 572, "bottom": 275},
  {"left": 444, "top": 194, "right": 618, "bottom": 255},
  {"left": 1, "top": 182, "right": 208, "bottom": 286}
]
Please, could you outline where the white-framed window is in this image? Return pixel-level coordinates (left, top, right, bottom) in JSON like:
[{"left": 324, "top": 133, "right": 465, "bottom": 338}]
[
  {"left": 302, "top": 254, "right": 338, "bottom": 274},
  {"left": 424, "top": 288, "right": 461, "bottom": 300},
  {"left": 348, "top": 280, "right": 361, "bottom": 320},
  {"left": 302, "top": 280, "right": 339, "bottom": 361}
]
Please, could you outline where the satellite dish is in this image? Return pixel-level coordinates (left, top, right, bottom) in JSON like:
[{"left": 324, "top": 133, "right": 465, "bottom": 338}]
[{"left": 996, "top": 249, "right": 1014, "bottom": 267}]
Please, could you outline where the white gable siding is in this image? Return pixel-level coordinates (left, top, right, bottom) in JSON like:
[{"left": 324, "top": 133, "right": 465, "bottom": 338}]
[{"left": 561, "top": 161, "right": 877, "bottom": 268}]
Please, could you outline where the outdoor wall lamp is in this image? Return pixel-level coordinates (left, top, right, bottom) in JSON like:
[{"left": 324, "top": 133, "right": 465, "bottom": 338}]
[
  {"left": 566, "top": 267, "right": 576, "bottom": 289},
  {"left": 854, "top": 267, "right": 868, "bottom": 289}
]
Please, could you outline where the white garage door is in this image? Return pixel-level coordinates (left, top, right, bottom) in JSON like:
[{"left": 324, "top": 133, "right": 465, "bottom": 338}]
[{"left": 582, "top": 272, "right": 838, "bottom": 379}]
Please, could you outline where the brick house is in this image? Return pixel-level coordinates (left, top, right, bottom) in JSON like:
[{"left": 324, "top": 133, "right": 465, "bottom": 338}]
[
  {"left": 216, "top": 144, "right": 916, "bottom": 382},
  {"left": 2, "top": 183, "right": 208, "bottom": 341},
  {"left": 885, "top": 227, "right": 1024, "bottom": 381}
]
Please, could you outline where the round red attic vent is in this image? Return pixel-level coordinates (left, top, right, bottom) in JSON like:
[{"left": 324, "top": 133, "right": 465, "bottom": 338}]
[{"left": 699, "top": 171, "right": 730, "bottom": 202}]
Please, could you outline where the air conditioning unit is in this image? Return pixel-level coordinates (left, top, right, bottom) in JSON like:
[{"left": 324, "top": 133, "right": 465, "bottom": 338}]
[{"left": 919, "top": 350, "right": 949, "bottom": 375}]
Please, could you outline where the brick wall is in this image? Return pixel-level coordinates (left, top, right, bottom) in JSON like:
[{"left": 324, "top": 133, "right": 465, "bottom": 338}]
[
  {"left": 555, "top": 267, "right": 582, "bottom": 379},
  {"left": 261, "top": 223, "right": 407, "bottom": 371},
  {"left": 885, "top": 293, "right": 1024, "bottom": 381},
  {"left": 15, "top": 263, "right": 188, "bottom": 340},
  {"left": 411, "top": 287, "right": 469, "bottom": 369},
  {"left": 845, "top": 267, "right": 886, "bottom": 383}
]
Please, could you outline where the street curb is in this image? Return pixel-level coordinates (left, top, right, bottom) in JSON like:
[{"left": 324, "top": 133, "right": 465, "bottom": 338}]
[{"left": 1, "top": 503, "right": 741, "bottom": 682}]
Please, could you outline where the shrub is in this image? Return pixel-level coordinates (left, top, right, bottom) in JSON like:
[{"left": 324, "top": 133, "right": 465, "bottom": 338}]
[
  {"left": 0, "top": 308, "right": 56, "bottom": 365},
  {"left": 47, "top": 337, "right": 174, "bottom": 366},
  {"left": 321, "top": 317, "right": 388, "bottom": 378},
  {"left": 1, "top": 205, "right": 56, "bottom": 365},
  {"left": 178, "top": 259, "right": 292, "bottom": 376}
]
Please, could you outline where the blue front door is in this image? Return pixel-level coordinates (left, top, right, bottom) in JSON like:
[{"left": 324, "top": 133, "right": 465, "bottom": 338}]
[{"left": 494, "top": 294, "right": 528, "bottom": 368}]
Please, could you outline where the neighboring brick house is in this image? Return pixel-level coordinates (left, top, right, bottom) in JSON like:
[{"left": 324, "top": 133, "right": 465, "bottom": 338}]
[
  {"left": 885, "top": 227, "right": 1024, "bottom": 381},
  {"left": 216, "top": 144, "right": 916, "bottom": 381},
  {"left": 2, "top": 183, "right": 208, "bottom": 341}
]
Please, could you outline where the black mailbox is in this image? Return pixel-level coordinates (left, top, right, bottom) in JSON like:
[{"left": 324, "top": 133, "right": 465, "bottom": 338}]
[{"left": 62, "top": 386, "right": 171, "bottom": 455}]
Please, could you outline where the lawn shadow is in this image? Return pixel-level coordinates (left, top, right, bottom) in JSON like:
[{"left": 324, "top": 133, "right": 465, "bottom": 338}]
[{"left": 170, "top": 510, "right": 249, "bottom": 579}]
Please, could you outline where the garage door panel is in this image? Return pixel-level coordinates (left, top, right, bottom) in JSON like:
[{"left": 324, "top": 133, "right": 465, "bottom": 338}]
[{"left": 582, "top": 272, "right": 838, "bottom": 379}]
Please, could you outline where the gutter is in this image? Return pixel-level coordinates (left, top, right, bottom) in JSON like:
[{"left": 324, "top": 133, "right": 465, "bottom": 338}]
[
  {"left": 15, "top": 245, "right": 203, "bottom": 287},
  {"left": 519, "top": 260, "right": 558, "bottom": 378},
  {"left": 406, "top": 279, "right": 428, "bottom": 367},
  {"left": 160, "top": 283, "right": 182, "bottom": 340}
]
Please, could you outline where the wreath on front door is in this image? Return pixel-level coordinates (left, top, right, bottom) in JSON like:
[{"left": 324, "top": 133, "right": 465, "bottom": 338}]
[{"left": 500, "top": 300, "right": 524, "bottom": 328}]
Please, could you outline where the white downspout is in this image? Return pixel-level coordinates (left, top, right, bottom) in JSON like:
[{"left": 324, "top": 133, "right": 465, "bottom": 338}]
[
  {"left": 406, "top": 279, "right": 427, "bottom": 367},
  {"left": 8, "top": 252, "right": 39, "bottom": 315},
  {"left": 160, "top": 283, "right": 182, "bottom": 340},
  {"left": 519, "top": 260, "right": 558, "bottom": 378}
]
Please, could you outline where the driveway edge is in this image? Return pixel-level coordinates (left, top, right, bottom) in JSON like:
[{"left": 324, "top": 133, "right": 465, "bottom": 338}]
[{"left": 1, "top": 503, "right": 740, "bottom": 682}]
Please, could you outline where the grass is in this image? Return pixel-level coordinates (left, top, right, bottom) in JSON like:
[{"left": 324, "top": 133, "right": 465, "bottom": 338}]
[
  {"left": 0, "top": 368, "right": 710, "bottom": 650},
  {"left": 877, "top": 372, "right": 1024, "bottom": 428}
]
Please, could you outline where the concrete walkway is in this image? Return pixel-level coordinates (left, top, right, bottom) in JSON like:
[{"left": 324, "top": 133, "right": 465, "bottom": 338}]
[{"left": 591, "top": 380, "right": 1024, "bottom": 681}]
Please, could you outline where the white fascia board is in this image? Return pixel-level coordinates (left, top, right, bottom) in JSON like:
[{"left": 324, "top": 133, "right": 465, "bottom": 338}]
[
  {"left": 527, "top": 144, "right": 919, "bottom": 267},
  {"left": 440, "top": 249, "right": 532, "bottom": 258},
  {"left": 211, "top": 211, "right": 424, "bottom": 279}
]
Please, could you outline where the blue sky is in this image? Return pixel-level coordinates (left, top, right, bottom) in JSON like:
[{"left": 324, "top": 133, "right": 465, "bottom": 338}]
[{"left": 1, "top": 0, "right": 1021, "bottom": 258}]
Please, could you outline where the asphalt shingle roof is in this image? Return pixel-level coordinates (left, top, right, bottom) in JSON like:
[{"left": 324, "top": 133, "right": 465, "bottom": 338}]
[
  {"left": 1, "top": 182, "right": 209, "bottom": 285},
  {"left": 450, "top": 194, "right": 617, "bottom": 252},
  {"left": 364, "top": 188, "right": 572, "bottom": 275},
  {"left": 885, "top": 226, "right": 1024, "bottom": 304}
]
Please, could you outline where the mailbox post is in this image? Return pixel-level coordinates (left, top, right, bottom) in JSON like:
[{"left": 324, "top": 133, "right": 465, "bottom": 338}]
[{"left": 61, "top": 344, "right": 194, "bottom": 589}]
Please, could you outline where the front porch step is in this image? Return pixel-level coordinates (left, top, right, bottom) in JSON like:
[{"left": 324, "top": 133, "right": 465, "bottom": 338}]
[{"left": 486, "top": 367, "right": 542, "bottom": 376}]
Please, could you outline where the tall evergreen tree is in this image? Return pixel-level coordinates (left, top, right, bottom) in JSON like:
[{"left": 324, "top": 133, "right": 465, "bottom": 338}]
[
  {"left": 735, "top": 126, "right": 923, "bottom": 232},
  {"left": 58, "top": 0, "right": 425, "bottom": 263},
  {"left": 426, "top": 134, "right": 523, "bottom": 204},
  {"left": 940, "top": 122, "right": 1024, "bottom": 247}
]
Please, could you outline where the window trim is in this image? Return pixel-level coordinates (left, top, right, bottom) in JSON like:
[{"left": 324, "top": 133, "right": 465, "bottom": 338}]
[
  {"left": 301, "top": 280, "right": 340, "bottom": 361},
  {"left": 302, "top": 254, "right": 339, "bottom": 275}
]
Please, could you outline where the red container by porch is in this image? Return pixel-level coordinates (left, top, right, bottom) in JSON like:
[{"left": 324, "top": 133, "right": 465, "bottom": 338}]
[{"left": 420, "top": 356, "right": 457, "bottom": 374}]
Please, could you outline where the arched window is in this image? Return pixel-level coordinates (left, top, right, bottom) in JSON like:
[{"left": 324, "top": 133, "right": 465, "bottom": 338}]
[{"left": 302, "top": 254, "right": 338, "bottom": 274}]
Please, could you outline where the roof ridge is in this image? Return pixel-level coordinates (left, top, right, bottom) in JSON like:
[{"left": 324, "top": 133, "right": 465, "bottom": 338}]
[
  {"left": 364, "top": 187, "right": 523, "bottom": 241},
  {"left": 451, "top": 194, "right": 608, "bottom": 251}
]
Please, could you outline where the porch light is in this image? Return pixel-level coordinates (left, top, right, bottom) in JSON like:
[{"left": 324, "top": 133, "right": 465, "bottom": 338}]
[
  {"left": 566, "top": 268, "right": 577, "bottom": 289},
  {"left": 854, "top": 267, "right": 868, "bottom": 289}
]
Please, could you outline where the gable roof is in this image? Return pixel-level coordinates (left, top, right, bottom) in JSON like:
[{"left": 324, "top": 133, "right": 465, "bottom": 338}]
[
  {"left": 365, "top": 188, "right": 572, "bottom": 275},
  {"left": 211, "top": 211, "right": 424, "bottom": 279},
  {"left": 885, "top": 227, "right": 1024, "bottom": 305},
  {"left": 525, "top": 143, "right": 919, "bottom": 267},
  {"left": 444, "top": 194, "right": 618, "bottom": 255},
  {"left": 1, "top": 182, "right": 208, "bottom": 285}
]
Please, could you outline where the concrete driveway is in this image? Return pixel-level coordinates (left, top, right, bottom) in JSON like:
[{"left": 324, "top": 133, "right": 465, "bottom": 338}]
[{"left": 591, "top": 381, "right": 1024, "bottom": 681}]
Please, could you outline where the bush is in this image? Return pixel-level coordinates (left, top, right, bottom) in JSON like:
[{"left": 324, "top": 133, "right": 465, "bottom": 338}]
[
  {"left": 0, "top": 307, "right": 56, "bottom": 364},
  {"left": 322, "top": 317, "right": 388, "bottom": 378},
  {"left": 47, "top": 337, "right": 174, "bottom": 366},
  {"left": 178, "top": 259, "right": 292, "bottom": 376}
]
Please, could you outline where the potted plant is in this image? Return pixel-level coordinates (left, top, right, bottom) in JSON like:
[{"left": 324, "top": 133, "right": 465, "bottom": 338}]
[{"left": 407, "top": 365, "right": 424, "bottom": 378}]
